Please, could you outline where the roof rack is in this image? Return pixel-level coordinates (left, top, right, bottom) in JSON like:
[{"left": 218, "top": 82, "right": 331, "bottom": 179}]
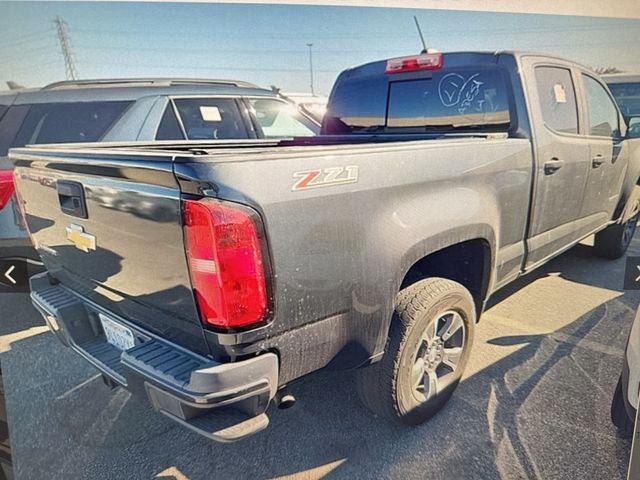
[{"left": 42, "top": 78, "right": 259, "bottom": 90}]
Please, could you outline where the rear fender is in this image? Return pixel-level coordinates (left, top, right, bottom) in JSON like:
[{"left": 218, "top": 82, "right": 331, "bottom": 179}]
[{"left": 369, "top": 224, "right": 496, "bottom": 363}]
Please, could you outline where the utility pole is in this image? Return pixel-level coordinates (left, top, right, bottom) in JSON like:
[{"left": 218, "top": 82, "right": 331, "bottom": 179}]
[
  {"left": 306, "top": 43, "right": 314, "bottom": 95},
  {"left": 54, "top": 16, "right": 78, "bottom": 80}
]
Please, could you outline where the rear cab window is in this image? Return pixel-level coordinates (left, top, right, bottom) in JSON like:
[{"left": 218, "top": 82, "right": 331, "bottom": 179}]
[
  {"left": 323, "top": 58, "right": 514, "bottom": 135},
  {"left": 11, "top": 101, "right": 132, "bottom": 148},
  {"left": 387, "top": 69, "right": 511, "bottom": 130}
]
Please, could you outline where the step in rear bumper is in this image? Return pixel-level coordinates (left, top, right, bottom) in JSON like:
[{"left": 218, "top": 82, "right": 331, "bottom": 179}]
[{"left": 29, "top": 272, "right": 279, "bottom": 442}]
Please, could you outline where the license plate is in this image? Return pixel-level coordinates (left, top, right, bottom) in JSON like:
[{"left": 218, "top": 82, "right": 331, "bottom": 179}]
[{"left": 99, "top": 314, "right": 135, "bottom": 351}]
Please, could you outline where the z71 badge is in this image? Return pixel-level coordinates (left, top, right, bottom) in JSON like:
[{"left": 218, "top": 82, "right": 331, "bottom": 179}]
[{"left": 292, "top": 166, "right": 359, "bottom": 191}]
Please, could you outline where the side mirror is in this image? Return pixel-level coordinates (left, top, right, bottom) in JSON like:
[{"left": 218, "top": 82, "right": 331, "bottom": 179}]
[{"left": 627, "top": 116, "right": 640, "bottom": 139}]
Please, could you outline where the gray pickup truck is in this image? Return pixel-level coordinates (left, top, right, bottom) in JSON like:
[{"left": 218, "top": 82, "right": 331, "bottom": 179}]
[{"left": 11, "top": 51, "right": 640, "bottom": 442}]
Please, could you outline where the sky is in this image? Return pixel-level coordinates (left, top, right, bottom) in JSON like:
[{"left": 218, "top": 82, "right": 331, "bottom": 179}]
[{"left": 1, "top": 2, "right": 640, "bottom": 94}]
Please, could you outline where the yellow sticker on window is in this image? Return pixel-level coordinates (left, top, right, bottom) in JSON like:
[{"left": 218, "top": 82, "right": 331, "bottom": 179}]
[
  {"left": 553, "top": 83, "right": 567, "bottom": 104},
  {"left": 199, "top": 106, "right": 222, "bottom": 122}
]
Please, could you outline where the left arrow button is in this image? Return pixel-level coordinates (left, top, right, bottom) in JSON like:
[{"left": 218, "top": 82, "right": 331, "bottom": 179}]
[
  {"left": 4, "top": 265, "right": 16, "bottom": 285},
  {"left": 0, "top": 259, "right": 30, "bottom": 291}
]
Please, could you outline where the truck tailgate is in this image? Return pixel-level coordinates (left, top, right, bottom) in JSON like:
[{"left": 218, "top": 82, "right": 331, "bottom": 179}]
[{"left": 11, "top": 147, "right": 208, "bottom": 355}]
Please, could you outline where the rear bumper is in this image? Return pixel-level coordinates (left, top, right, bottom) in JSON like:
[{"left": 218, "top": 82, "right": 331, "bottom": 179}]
[{"left": 29, "top": 273, "right": 279, "bottom": 442}]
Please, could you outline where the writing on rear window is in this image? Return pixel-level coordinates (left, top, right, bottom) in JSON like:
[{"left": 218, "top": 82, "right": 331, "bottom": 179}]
[
  {"left": 438, "top": 73, "right": 483, "bottom": 110},
  {"left": 387, "top": 69, "right": 510, "bottom": 129}
]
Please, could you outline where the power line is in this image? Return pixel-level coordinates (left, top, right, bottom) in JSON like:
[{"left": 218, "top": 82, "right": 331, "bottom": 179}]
[
  {"left": 53, "top": 16, "right": 77, "bottom": 80},
  {"left": 5, "top": 60, "right": 60, "bottom": 73},
  {"left": 2, "top": 44, "right": 57, "bottom": 60},
  {"left": 70, "top": 31, "right": 640, "bottom": 56},
  {"left": 71, "top": 22, "right": 640, "bottom": 40},
  {"left": 0, "top": 34, "right": 52, "bottom": 50},
  {"left": 81, "top": 60, "right": 339, "bottom": 74},
  {"left": 4, "top": 29, "right": 51, "bottom": 43}
]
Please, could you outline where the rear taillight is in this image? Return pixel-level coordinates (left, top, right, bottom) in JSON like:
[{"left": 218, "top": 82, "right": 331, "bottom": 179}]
[
  {"left": 385, "top": 53, "right": 443, "bottom": 74},
  {"left": 183, "top": 198, "right": 269, "bottom": 330},
  {"left": 0, "top": 171, "right": 15, "bottom": 210},
  {"left": 11, "top": 171, "right": 36, "bottom": 247}
]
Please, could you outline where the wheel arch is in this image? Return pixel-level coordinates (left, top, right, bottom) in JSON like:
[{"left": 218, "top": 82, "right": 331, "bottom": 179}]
[
  {"left": 398, "top": 234, "right": 494, "bottom": 317},
  {"left": 369, "top": 226, "right": 496, "bottom": 364}
]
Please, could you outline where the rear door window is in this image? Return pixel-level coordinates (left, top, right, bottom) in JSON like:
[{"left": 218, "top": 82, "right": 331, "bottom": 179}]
[
  {"left": 11, "top": 101, "right": 132, "bottom": 147},
  {"left": 248, "top": 98, "right": 318, "bottom": 138},
  {"left": 582, "top": 74, "right": 620, "bottom": 137},
  {"left": 534, "top": 67, "right": 579, "bottom": 134},
  {"left": 172, "top": 98, "right": 248, "bottom": 140}
]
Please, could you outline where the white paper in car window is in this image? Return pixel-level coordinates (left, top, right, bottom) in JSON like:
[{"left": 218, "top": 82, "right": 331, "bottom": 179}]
[
  {"left": 553, "top": 83, "right": 567, "bottom": 104},
  {"left": 200, "top": 106, "right": 222, "bottom": 122}
]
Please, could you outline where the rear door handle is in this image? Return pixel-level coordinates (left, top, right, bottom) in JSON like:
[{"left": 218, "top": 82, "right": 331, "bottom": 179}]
[
  {"left": 592, "top": 155, "right": 605, "bottom": 168},
  {"left": 543, "top": 158, "right": 565, "bottom": 175}
]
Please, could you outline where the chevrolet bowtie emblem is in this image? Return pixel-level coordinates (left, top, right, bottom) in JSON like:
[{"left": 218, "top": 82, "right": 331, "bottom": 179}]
[{"left": 66, "top": 224, "right": 96, "bottom": 252}]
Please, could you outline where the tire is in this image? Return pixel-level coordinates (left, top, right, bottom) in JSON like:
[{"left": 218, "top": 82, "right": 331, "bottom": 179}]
[
  {"left": 356, "top": 277, "right": 476, "bottom": 425},
  {"left": 593, "top": 213, "right": 638, "bottom": 260},
  {"left": 611, "top": 376, "right": 635, "bottom": 437}
]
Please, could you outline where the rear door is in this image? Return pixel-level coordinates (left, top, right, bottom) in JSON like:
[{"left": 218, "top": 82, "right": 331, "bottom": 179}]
[
  {"left": 520, "top": 58, "right": 591, "bottom": 268},
  {"left": 576, "top": 72, "right": 627, "bottom": 234}
]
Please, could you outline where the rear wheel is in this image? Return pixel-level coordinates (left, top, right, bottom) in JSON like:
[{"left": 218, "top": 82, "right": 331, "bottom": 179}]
[
  {"left": 593, "top": 213, "right": 638, "bottom": 259},
  {"left": 356, "top": 278, "right": 475, "bottom": 425}
]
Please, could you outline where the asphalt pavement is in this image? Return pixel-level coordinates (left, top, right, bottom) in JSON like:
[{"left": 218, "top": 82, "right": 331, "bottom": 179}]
[{"left": 0, "top": 236, "right": 637, "bottom": 479}]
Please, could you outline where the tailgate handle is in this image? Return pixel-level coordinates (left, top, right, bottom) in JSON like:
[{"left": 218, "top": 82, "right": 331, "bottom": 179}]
[{"left": 57, "top": 181, "right": 88, "bottom": 219}]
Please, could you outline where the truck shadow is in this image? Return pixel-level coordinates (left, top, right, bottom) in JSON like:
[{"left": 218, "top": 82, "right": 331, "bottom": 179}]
[{"left": 1, "top": 239, "right": 638, "bottom": 479}]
